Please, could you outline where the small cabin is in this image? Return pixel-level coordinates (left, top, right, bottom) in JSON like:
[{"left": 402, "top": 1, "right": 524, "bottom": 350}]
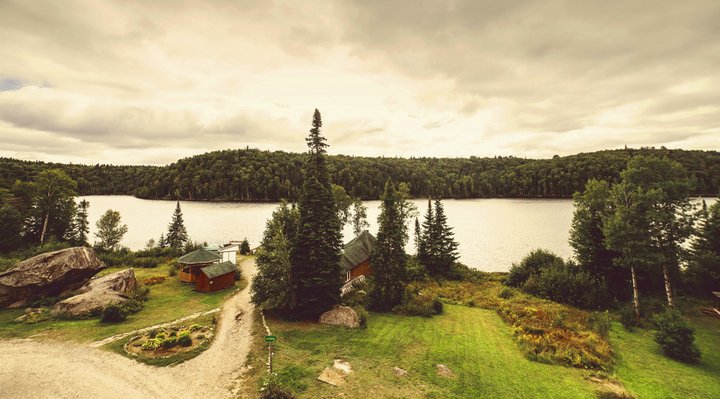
[
  {"left": 177, "top": 248, "right": 222, "bottom": 283},
  {"left": 196, "top": 261, "right": 237, "bottom": 293},
  {"left": 219, "top": 244, "right": 240, "bottom": 265},
  {"left": 340, "top": 230, "right": 377, "bottom": 283}
]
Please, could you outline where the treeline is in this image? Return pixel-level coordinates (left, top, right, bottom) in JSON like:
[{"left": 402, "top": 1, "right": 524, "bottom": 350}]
[{"left": 2, "top": 147, "right": 719, "bottom": 201}]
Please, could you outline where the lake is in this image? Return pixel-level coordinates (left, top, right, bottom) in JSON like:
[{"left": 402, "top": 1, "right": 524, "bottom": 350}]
[{"left": 79, "top": 196, "right": 716, "bottom": 272}]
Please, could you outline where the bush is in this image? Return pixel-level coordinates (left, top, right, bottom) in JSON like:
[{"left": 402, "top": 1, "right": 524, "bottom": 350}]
[
  {"left": 169, "top": 330, "right": 177, "bottom": 337},
  {"left": 178, "top": 331, "right": 192, "bottom": 346},
  {"left": 100, "top": 304, "right": 127, "bottom": 323},
  {"left": 432, "top": 298, "right": 444, "bottom": 315},
  {"left": 148, "top": 330, "right": 158, "bottom": 339},
  {"left": 141, "top": 338, "right": 160, "bottom": 350},
  {"left": 168, "top": 264, "right": 178, "bottom": 277},
  {"left": 141, "top": 276, "right": 166, "bottom": 286},
  {"left": 260, "top": 379, "right": 297, "bottom": 399},
  {"left": 189, "top": 323, "right": 203, "bottom": 331},
  {"left": 619, "top": 305, "right": 639, "bottom": 331},
  {"left": 160, "top": 336, "right": 178, "bottom": 349},
  {"left": 588, "top": 311, "right": 612, "bottom": 337},
  {"left": 156, "top": 333, "right": 166, "bottom": 340},
  {"left": 353, "top": 306, "right": 369, "bottom": 328},
  {"left": 393, "top": 286, "right": 441, "bottom": 317},
  {"left": 240, "top": 238, "right": 251, "bottom": 255},
  {"left": 498, "top": 287, "right": 515, "bottom": 299},
  {"left": 447, "top": 262, "right": 486, "bottom": 282},
  {"left": 132, "top": 257, "right": 158, "bottom": 268},
  {"left": 652, "top": 309, "right": 701, "bottom": 363},
  {"left": 506, "top": 249, "right": 563, "bottom": 287},
  {"left": 522, "top": 261, "right": 610, "bottom": 309}
]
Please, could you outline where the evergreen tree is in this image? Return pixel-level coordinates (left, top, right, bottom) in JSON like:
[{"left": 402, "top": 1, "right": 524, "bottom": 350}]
[
  {"left": 69, "top": 199, "right": 90, "bottom": 246},
  {"left": 95, "top": 209, "right": 127, "bottom": 251},
  {"left": 0, "top": 204, "right": 22, "bottom": 252},
  {"left": 370, "top": 180, "right": 408, "bottom": 311},
  {"left": 28, "top": 169, "right": 77, "bottom": 244},
  {"left": 252, "top": 201, "right": 299, "bottom": 310},
  {"left": 687, "top": 199, "right": 720, "bottom": 292},
  {"left": 414, "top": 217, "right": 421, "bottom": 256},
  {"left": 240, "top": 237, "right": 251, "bottom": 255},
  {"left": 158, "top": 233, "right": 167, "bottom": 248},
  {"left": 166, "top": 201, "right": 189, "bottom": 249},
  {"left": 290, "top": 109, "right": 343, "bottom": 317},
  {"left": 418, "top": 198, "right": 459, "bottom": 278}
]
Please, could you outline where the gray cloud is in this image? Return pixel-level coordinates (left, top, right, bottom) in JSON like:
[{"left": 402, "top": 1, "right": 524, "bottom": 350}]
[{"left": 0, "top": 0, "right": 718, "bottom": 165}]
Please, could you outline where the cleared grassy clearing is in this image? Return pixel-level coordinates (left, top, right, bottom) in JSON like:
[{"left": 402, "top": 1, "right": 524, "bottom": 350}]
[
  {"left": 266, "top": 305, "right": 596, "bottom": 399},
  {"left": 0, "top": 264, "right": 243, "bottom": 342},
  {"left": 610, "top": 315, "right": 720, "bottom": 399}
]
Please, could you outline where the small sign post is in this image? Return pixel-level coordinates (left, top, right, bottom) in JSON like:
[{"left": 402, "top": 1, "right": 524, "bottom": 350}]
[{"left": 265, "top": 336, "right": 276, "bottom": 373}]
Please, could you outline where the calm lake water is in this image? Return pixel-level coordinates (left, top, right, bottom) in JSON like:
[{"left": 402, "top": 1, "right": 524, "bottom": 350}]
[{"left": 79, "top": 196, "right": 717, "bottom": 272}]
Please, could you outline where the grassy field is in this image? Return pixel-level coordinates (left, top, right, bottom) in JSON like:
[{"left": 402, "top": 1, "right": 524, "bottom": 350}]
[
  {"left": 0, "top": 264, "right": 243, "bottom": 342},
  {"left": 610, "top": 314, "right": 720, "bottom": 399},
  {"left": 264, "top": 305, "right": 598, "bottom": 399}
]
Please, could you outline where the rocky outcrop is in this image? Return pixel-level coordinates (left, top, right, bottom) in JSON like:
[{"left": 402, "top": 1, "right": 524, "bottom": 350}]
[
  {"left": 0, "top": 247, "right": 105, "bottom": 308},
  {"left": 51, "top": 269, "right": 137, "bottom": 318},
  {"left": 319, "top": 305, "right": 360, "bottom": 328}
]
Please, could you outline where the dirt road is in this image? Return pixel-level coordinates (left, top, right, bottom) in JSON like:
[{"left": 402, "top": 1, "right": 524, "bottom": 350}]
[{"left": 0, "top": 258, "right": 258, "bottom": 399}]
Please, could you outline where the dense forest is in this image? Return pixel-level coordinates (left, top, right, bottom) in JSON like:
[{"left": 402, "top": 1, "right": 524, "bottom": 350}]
[{"left": 1, "top": 147, "right": 719, "bottom": 201}]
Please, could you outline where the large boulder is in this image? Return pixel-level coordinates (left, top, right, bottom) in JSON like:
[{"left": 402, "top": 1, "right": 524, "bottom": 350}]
[
  {"left": 0, "top": 247, "right": 105, "bottom": 308},
  {"left": 319, "top": 305, "right": 360, "bottom": 328},
  {"left": 52, "top": 269, "right": 137, "bottom": 318}
]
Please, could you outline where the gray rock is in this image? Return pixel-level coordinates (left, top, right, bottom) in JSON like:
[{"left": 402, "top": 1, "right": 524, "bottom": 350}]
[
  {"left": 319, "top": 305, "right": 360, "bottom": 328},
  {"left": 436, "top": 364, "right": 453, "bottom": 377},
  {"left": 318, "top": 367, "right": 346, "bottom": 386},
  {"left": 0, "top": 247, "right": 105, "bottom": 308},
  {"left": 51, "top": 269, "right": 137, "bottom": 318},
  {"left": 393, "top": 367, "right": 407, "bottom": 376}
]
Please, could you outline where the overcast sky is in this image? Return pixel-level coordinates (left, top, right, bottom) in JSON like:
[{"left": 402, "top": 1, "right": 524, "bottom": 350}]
[{"left": 0, "top": 0, "right": 718, "bottom": 166}]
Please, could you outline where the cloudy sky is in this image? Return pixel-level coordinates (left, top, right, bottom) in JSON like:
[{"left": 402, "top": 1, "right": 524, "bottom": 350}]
[{"left": 0, "top": 0, "right": 718, "bottom": 165}]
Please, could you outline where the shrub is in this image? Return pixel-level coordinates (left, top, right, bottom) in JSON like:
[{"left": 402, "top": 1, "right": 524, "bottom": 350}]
[
  {"left": 169, "top": 330, "right": 177, "bottom": 337},
  {"left": 189, "top": 323, "right": 203, "bottom": 331},
  {"left": 178, "top": 331, "right": 192, "bottom": 346},
  {"left": 100, "top": 304, "right": 127, "bottom": 323},
  {"left": 260, "top": 379, "right": 297, "bottom": 399},
  {"left": 133, "top": 286, "right": 151, "bottom": 302},
  {"left": 524, "top": 261, "right": 610, "bottom": 309},
  {"left": 141, "top": 276, "right": 166, "bottom": 286},
  {"left": 588, "top": 311, "right": 612, "bottom": 337},
  {"left": 156, "top": 333, "right": 166, "bottom": 340},
  {"left": 160, "top": 336, "right": 178, "bottom": 349},
  {"left": 148, "top": 330, "right": 158, "bottom": 339},
  {"left": 447, "top": 262, "right": 486, "bottom": 282},
  {"left": 432, "top": 298, "right": 444, "bottom": 315},
  {"left": 141, "top": 338, "right": 160, "bottom": 350},
  {"left": 405, "top": 256, "right": 428, "bottom": 281},
  {"left": 498, "top": 287, "right": 514, "bottom": 299},
  {"left": 619, "top": 305, "right": 639, "bottom": 331},
  {"left": 132, "top": 257, "right": 158, "bottom": 268},
  {"left": 652, "top": 309, "right": 701, "bottom": 363},
  {"left": 506, "top": 249, "right": 563, "bottom": 287},
  {"left": 393, "top": 286, "right": 441, "bottom": 317},
  {"left": 168, "top": 264, "right": 178, "bottom": 277},
  {"left": 353, "top": 306, "right": 369, "bottom": 328},
  {"left": 240, "top": 238, "right": 251, "bottom": 255}
]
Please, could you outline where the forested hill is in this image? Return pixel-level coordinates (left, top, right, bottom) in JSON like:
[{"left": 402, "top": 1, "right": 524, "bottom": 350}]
[{"left": 1, "top": 148, "right": 719, "bottom": 201}]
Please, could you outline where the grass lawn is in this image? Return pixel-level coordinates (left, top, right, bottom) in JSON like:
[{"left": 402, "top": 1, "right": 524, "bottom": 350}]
[
  {"left": 610, "top": 314, "right": 720, "bottom": 399},
  {"left": 0, "top": 264, "right": 244, "bottom": 342},
  {"left": 266, "top": 304, "right": 597, "bottom": 399}
]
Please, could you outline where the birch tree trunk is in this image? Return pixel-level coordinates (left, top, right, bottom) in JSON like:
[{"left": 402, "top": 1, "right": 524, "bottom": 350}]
[
  {"left": 631, "top": 265, "right": 641, "bottom": 319},
  {"left": 662, "top": 264, "right": 675, "bottom": 308},
  {"left": 40, "top": 212, "right": 49, "bottom": 244}
]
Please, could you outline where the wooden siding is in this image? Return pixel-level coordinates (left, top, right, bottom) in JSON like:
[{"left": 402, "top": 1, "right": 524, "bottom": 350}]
[
  {"left": 195, "top": 271, "right": 235, "bottom": 293},
  {"left": 349, "top": 259, "right": 372, "bottom": 281}
]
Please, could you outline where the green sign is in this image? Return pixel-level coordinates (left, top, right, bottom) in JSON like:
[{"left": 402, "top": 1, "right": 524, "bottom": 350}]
[{"left": 265, "top": 335, "right": 276, "bottom": 342}]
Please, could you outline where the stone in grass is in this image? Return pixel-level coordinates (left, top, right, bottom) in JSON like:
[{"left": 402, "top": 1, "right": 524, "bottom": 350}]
[
  {"left": 333, "top": 359, "right": 352, "bottom": 374},
  {"left": 436, "top": 364, "right": 453, "bottom": 377},
  {"left": 393, "top": 367, "right": 407, "bottom": 376},
  {"left": 319, "top": 305, "right": 360, "bottom": 328},
  {"left": 318, "top": 367, "right": 346, "bottom": 386}
]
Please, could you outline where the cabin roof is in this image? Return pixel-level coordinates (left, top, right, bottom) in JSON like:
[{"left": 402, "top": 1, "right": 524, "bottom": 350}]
[
  {"left": 179, "top": 248, "right": 222, "bottom": 264},
  {"left": 219, "top": 244, "right": 240, "bottom": 253},
  {"left": 340, "top": 230, "right": 377, "bottom": 272},
  {"left": 200, "top": 261, "right": 237, "bottom": 279}
]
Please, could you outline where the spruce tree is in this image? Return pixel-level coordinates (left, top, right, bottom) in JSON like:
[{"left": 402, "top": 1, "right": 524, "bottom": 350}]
[
  {"left": 166, "top": 201, "right": 189, "bottom": 249},
  {"left": 370, "top": 180, "right": 408, "bottom": 311},
  {"left": 290, "top": 109, "right": 343, "bottom": 317},
  {"left": 434, "top": 199, "right": 459, "bottom": 275},
  {"left": 70, "top": 199, "right": 90, "bottom": 246}
]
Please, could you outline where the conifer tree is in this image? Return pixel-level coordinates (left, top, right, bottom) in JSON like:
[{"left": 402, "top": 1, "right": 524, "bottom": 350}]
[
  {"left": 290, "top": 109, "right": 343, "bottom": 317},
  {"left": 433, "top": 199, "right": 459, "bottom": 274},
  {"left": 69, "top": 199, "right": 90, "bottom": 246},
  {"left": 418, "top": 198, "right": 459, "bottom": 278},
  {"left": 370, "top": 180, "right": 408, "bottom": 310},
  {"left": 166, "top": 201, "right": 189, "bottom": 249}
]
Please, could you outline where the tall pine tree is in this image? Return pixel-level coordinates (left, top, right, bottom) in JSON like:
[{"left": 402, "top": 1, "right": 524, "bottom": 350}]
[
  {"left": 418, "top": 198, "right": 459, "bottom": 278},
  {"left": 166, "top": 201, "right": 189, "bottom": 249},
  {"left": 290, "top": 109, "right": 343, "bottom": 317},
  {"left": 69, "top": 199, "right": 90, "bottom": 246},
  {"left": 370, "top": 180, "right": 408, "bottom": 311}
]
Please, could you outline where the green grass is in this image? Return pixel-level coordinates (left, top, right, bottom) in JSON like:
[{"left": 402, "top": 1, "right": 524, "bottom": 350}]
[
  {"left": 103, "top": 313, "right": 216, "bottom": 367},
  {"left": 610, "top": 315, "right": 720, "bottom": 399},
  {"left": 0, "top": 265, "right": 243, "bottom": 342},
  {"left": 267, "top": 305, "right": 597, "bottom": 399}
]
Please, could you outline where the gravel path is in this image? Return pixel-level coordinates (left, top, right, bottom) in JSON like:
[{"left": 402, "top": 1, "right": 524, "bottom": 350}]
[{"left": 0, "top": 258, "right": 258, "bottom": 399}]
